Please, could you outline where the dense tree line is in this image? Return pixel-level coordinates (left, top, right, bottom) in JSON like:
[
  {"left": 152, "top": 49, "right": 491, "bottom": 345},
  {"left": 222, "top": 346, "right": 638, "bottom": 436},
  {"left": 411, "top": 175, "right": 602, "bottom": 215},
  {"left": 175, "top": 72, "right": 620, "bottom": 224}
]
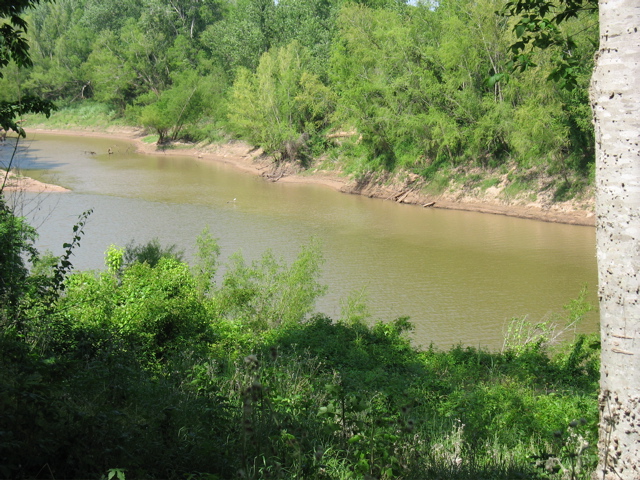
[{"left": 0, "top": 0, "right": 597, "bottom": 180}]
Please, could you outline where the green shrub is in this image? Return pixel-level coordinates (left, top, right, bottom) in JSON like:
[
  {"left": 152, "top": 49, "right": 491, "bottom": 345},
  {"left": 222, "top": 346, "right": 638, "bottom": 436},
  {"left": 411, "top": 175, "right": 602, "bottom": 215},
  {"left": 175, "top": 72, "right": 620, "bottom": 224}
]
[
  {"left": 0, "top": 226, "right": 599, "bottom": 479},
  {"left": 123, "top": 238, "right": 184, "bottom": 268}
]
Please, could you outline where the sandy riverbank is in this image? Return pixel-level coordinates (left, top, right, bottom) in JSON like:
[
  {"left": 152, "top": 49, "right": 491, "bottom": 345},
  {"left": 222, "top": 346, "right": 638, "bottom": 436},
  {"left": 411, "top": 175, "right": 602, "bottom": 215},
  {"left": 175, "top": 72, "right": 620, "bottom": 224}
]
[
  {"left": 17, "top": 127, "right": 595, "bottom": 226},
  {"left": 1, "top": 169, "right": 70, "bottom": 193}
]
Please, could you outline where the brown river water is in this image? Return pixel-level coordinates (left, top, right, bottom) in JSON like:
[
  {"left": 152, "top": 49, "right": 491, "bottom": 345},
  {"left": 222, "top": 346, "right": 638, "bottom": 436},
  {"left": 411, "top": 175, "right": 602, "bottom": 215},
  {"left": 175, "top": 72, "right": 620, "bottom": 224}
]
[{"left": 1, "top": 133, "right": 599, "bottom": 350}]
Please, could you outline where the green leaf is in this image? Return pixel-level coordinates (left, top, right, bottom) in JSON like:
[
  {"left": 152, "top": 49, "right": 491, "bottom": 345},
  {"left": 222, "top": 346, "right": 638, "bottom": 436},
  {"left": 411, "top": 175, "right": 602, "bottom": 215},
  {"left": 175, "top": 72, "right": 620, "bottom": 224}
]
[{"left": 487, "top": 73, "right": 506, "bottom": 87}]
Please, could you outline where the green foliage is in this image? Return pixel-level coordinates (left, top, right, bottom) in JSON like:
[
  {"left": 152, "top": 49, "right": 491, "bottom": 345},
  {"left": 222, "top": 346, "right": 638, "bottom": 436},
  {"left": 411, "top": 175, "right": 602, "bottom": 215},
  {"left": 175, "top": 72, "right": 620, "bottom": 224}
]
[
  {"left": 123, "top": 237, "right": 184, "bottom": 268},
  {"left": 214, "top": 243, "right": 326, "bottom": 329},
  {"left": 0, "top": 4, "right": 603, "bottom": 472},
  {"left": 140, "top": 70, "right": 224, "bottom": 143},
  {"left": 1, "top": 0, "right": 597, "bottom": 185},
  {"left": 80, "top": 0, "right": 142, "bottom": 33},
  {"left": 0, "top": 220, "right": 599, "bottom": 478},
  {"left": 0, "top": 0, "right": 54, "bottom": 135},
  {"left": 331, "top": 3, "right": 445, "bottom": 171},
  {"left": 0, "top": 0, "right": 41, "bottom": 72},
  {"left": 0, "top": 95, "right": 53, "bottom": 135},
  {"left": 228, "top": 41, "right": 334, "bottom": 163},
  {"left": 50, "top": 208, "right": 92, "bottom": 293},
  {"left": 105, "top": 244, "right": 124, "bottom": 275},
  {"left": 113, "top": 259, "right": 209, "bottom": 357},
  {"left": 502, "top": 285, "right": 593, "bottom": 355},
  {"left": 191, "top": 227, "right": 220, "bottom": 295},
  {"left": 82, "top": 30, "right": 138, "bottom": 109},
  {"left": 502, "top": 0, "right": 598, "bottom": 91},
  {"left": 26, "top": 101, "right": 122, "bottom": 128},
  {"left": 340, "top": 287, "right": 371, "bottom": 325},
  {"left": 328, "top": 0, "right": 566, "bottom": 174},
  {"left": 106, "top": 468, "right": 126, "bottom": 480},
  {"left": 200, "top": 0, "right": 276, "bottom": 73},
  {"left": 25, "top": 0, "right": 95, "bottom": 100},
  {"left": 268, "top": 0, "right": 337, "bottom": 76},
  {"left": 0, "top": 195, "right": 38, "bottom": 312}
]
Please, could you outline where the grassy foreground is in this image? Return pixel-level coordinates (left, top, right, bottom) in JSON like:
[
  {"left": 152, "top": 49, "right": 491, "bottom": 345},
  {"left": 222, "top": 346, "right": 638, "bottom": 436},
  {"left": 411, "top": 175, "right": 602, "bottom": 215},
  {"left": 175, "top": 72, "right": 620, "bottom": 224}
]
[{"left": 0, "top": 233, "right": 599, "bottom": 480}]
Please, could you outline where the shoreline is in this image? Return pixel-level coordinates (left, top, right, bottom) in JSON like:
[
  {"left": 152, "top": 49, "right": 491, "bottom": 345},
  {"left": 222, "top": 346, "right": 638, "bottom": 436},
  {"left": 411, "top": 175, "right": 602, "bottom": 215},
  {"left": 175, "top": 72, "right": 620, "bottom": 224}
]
[
  {"left": 22, "top": 127, "right": 595, "bottom": 226},
  {"left": 1, "top": 169, "right": 70, "bottom": 194}
]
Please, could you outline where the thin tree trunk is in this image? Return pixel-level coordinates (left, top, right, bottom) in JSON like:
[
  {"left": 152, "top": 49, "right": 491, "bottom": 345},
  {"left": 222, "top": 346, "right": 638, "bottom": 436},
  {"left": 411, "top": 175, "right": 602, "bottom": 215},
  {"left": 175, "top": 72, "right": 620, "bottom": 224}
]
[{"left": 591, "top": 1, "right": 640, "bottom": 478}]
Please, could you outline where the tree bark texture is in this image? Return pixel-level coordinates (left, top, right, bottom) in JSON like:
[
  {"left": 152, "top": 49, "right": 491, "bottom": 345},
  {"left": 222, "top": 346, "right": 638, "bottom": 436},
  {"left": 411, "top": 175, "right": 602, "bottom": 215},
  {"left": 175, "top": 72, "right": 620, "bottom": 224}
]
[{"left": 592, "top": 1, "right": 640, "bottom": 478}]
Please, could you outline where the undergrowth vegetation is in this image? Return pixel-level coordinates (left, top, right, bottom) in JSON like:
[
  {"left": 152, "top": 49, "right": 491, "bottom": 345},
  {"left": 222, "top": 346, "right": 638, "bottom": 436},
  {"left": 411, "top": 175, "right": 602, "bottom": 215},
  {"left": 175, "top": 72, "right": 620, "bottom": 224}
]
[{"left": 0, "top": 205, "right": 600, "bottom": 479}]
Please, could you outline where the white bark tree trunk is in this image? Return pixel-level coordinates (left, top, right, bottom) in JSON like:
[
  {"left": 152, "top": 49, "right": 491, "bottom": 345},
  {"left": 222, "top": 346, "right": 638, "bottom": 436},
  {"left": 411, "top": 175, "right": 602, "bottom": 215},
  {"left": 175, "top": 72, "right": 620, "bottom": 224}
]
[{"left": 591, "top": 1, "right": 640, "bottom": 478}]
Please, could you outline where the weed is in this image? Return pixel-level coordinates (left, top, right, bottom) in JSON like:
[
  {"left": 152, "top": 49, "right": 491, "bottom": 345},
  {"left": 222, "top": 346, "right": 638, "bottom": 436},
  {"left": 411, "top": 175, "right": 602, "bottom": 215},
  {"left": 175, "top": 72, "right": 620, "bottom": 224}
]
[
  {"left": 532, "top": 418, "right": 596, "bottom": 479},
  {"left": 106, "top": 468, "right": 126, "bottom": 480},
  {"left": 553, "top": 177, "right": 590, "bottom": 202},
  {"left": 423, "top": 170, "right": 452, "bottom": 195},
  {"left": 503, "top": 176, "right": 534, "bottom": 199},
  {"left": 480, "top": 177, "right": 501, "bottom": 190},
  {"left": 502, "top": 286, "right": 593, "bottom": 355}
]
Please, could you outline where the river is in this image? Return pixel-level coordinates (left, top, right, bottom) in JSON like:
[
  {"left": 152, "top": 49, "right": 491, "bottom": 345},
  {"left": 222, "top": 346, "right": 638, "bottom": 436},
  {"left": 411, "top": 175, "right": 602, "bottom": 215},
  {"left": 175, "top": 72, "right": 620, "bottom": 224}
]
[{"left": 1, "top": 132, "right": 599, "bottom": 350}]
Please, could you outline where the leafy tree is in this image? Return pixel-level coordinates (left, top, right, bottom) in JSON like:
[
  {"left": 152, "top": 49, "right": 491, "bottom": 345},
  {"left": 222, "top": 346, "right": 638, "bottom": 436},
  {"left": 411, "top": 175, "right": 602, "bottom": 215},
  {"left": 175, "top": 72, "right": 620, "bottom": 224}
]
[
  {"left": 228, "top": 41, "right": 334, "bottom": 162},
  {"left": 332, "top": 1, "right": 512, "bottom": 171},
  {"left": 140, "top": 70, "right": 221, "bottom": 143},
  {"left": 123, "top": 237, "right": 184, "bottom": 268},
  {"left": 328, "top": 0, "right": 595, "bottom": 177},
  {"left": 26, "top": 0, "right": 95, "bottom": 99},
  {"left": 499, "top": 0, "right": 597, "bottom": 172},
  {"left": 82, "top": 30, "right": 139, "bottom": 109},
  {"left": 80, "top": 0, "right": 142, "bottom": 33},
  {"left": 116, "top": 19, "right": 172, "bottom": 96},
  {"left": 268, "top": 0, "right": 337, "bottom": 76},
  {"left": 163, "top": 0, "right": 224, "bottom": 39},
  {"left": 0, "top": 195, "right": 38, "bottom": 316},
  {"left": 0, "top": 0, "right": 597, "bottom": 180},
  {"left": 0, "top": 0, "right": 42, "bottom": 72},
  {"left": 0, "top": 0, "right": 53, "bottom": 135},
  {"left": 501, "top": 0, "right": 598, "bottom": 90},
  {"left": 200, "top": 0, "right": 276, "bottom": 74},
  {"left": 83, "top": 14, "right": 174, "bottom": 110},
  {"left": 330, "top": 4, "right": 418, "bottom": 169}
]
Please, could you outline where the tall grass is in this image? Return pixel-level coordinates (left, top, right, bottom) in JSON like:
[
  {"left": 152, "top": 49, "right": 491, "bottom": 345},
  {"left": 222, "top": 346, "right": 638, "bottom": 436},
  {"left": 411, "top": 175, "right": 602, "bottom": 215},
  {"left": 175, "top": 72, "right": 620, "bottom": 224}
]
[{"left": 26, "top": 101, "right": 127, "bottom": 130}]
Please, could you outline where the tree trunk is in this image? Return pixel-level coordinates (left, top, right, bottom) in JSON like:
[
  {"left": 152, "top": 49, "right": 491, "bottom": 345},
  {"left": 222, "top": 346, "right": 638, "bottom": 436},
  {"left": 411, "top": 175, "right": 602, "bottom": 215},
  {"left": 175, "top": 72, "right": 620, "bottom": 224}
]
[{"left": 591, "top": 1, "right": 640, "bottom": 478}]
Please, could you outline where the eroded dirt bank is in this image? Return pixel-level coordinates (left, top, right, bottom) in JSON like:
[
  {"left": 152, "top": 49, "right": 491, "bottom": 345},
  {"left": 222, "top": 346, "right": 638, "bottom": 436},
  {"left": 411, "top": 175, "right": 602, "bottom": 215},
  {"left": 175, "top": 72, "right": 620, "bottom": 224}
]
[{"left": 18, "top": 128, "right": 595, "bottom": 226}]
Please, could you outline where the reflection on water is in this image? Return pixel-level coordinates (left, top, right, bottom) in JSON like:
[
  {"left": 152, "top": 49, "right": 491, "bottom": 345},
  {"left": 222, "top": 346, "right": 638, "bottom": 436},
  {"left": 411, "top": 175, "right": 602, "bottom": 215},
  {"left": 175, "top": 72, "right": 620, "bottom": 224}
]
[{"left": 1, "top": 133, "right": 599, "bottom": 349}]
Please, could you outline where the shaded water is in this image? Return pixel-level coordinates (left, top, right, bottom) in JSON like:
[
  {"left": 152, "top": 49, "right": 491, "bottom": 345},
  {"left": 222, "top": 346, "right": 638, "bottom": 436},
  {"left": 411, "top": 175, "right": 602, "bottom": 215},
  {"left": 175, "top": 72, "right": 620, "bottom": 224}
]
[{"left": 2, "top": 133, "right": 599, "bottom": 349}]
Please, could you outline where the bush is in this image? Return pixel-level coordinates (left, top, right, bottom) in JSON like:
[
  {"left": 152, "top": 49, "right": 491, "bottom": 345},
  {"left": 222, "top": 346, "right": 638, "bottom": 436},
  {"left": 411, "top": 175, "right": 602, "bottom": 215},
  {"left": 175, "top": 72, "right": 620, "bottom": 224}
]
[
  {"left": 123, "top": 238, "right": 184, "bottom": 268},
  {"left": 0, "top": 227, "right": 599, "bottom": 479}
]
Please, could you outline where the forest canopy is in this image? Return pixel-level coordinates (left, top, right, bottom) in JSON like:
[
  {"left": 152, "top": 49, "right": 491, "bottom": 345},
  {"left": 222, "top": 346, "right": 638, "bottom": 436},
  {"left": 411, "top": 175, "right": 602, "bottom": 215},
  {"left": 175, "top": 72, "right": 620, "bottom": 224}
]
[{"left": 0, "top": 0, "right": 598, "bottom": 181}]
